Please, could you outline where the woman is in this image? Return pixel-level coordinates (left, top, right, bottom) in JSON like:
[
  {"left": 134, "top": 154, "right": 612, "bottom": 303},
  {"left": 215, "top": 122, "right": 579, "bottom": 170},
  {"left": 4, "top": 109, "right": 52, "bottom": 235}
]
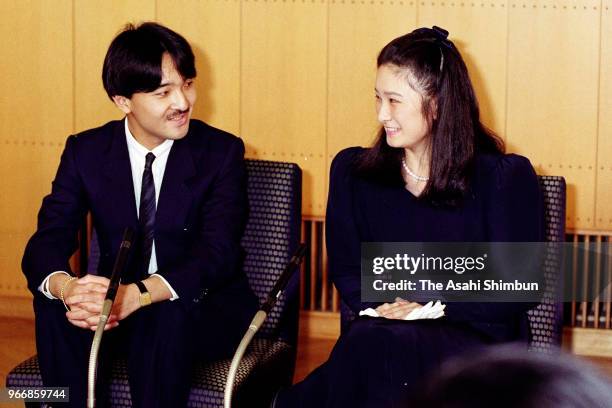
[{"left": 275, "top": 26, "right": 543, "bottom": 407}]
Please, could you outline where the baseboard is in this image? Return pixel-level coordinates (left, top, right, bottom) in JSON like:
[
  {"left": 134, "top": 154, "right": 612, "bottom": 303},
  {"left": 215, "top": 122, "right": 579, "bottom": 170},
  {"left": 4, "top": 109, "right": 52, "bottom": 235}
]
[
  {"left": 563, "top": 327, "right": 612, "bottom": 358},
  {"left": 299, "top": 311, "right": 340, "bottom": 340},
  {"left": 0, "top": 295, "right": 34, "bottom": 319}
]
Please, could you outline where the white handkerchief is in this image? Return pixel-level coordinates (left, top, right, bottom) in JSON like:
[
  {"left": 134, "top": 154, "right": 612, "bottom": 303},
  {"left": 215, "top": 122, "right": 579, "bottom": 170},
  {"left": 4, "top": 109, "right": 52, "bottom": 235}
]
[
  {"left": 359, "top": 300, "right": 446, "bottom": 320},
  {"left": 359, "top": 308, "right": 380, "bottom": 318}
]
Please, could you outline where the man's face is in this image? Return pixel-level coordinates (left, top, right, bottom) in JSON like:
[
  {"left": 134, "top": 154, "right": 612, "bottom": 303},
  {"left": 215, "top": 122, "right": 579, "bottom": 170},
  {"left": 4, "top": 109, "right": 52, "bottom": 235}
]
[{"left": 115, "top": 53, "right": 197, "bottom": 150}]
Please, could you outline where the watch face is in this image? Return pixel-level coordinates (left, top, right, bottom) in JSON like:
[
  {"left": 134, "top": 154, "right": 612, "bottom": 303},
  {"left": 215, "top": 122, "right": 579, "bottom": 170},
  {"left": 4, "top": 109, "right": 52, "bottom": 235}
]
[{"left": 140, "top": 292, "right": 152, "bottom": 306}]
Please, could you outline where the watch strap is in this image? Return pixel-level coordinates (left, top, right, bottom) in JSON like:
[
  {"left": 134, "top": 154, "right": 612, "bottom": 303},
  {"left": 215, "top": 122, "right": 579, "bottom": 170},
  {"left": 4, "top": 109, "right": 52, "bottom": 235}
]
[
  {"left": 135, "top": 281, "right": 152, "bottom": 306},
  {"left": 135, "top": 280, "right": 148, "bottom": 294}
]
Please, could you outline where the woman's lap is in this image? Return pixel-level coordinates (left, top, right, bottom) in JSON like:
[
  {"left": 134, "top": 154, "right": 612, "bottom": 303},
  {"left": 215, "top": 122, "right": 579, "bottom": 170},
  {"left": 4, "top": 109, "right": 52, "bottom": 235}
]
[{"left": 276, "top": 317, "right": 491, "bottom": 408}]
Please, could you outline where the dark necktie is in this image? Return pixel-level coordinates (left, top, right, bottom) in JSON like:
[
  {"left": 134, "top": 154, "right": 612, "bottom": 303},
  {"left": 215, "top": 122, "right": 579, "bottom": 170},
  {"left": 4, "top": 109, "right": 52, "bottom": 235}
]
[{"left": 139, "top": 152, "right": 156, "bottom": 277}]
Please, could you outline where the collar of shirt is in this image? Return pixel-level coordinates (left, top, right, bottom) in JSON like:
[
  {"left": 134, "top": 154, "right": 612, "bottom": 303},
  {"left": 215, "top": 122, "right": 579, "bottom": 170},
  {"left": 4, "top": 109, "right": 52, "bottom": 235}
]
[
  {"left": 124, "top": 118, "right": 174, "bottom": 159},
  {"left": 124, "top": 118, "right": 173, "bottom": 211}
]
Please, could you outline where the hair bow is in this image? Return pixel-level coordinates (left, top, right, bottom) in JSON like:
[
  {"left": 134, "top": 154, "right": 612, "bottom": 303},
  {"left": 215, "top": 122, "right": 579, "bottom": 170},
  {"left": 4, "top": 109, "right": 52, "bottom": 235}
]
[{"left": 431, "top": 26, "right": 453, "bottom": 49}]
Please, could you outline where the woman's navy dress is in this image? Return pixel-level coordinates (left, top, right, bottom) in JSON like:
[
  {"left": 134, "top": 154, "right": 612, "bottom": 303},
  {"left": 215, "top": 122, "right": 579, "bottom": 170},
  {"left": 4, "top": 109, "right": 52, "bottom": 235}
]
[{"left": 276, "top": 147, "right": 544, "bottom": 408}]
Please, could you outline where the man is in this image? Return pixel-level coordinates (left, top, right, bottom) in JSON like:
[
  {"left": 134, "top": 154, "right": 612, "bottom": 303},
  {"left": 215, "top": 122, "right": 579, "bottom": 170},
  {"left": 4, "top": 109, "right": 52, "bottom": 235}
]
[{"left": 22, "top": 22, "right": 258, "bottom": 407}]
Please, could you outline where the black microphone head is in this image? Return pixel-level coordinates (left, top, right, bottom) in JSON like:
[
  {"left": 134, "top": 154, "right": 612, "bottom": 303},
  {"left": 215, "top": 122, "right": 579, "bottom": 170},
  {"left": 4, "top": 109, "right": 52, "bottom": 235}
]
[
  {"left": 121, "top": 227, "right": 135, "bottom": 248},
  {"left": 106, "top": 227, "right": 136, "bottom": 301}
]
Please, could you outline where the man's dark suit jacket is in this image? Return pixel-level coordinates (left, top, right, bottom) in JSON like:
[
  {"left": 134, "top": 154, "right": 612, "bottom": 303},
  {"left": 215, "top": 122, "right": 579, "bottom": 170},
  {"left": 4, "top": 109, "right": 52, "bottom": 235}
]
[{"left": 22, "top": 119, "right": 258, "bottom": 317}]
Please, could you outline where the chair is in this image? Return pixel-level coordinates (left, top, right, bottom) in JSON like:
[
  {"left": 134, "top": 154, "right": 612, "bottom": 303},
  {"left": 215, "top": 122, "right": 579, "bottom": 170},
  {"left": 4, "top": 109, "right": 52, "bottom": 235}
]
[
  {"left": 7, "top": 159, "right": 302, "bottom": 407},
  {"left": 340, "top": 175, "right": 567, "bottom": 353},
  {"left": 527, "top": 176, "right": 566, "bottom": 352}
]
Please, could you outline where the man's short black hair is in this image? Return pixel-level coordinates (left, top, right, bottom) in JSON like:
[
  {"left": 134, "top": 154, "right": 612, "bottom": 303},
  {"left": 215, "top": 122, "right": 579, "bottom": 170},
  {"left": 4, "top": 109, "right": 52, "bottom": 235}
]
[{"left": 102, "top": 22, "right": 196, "bottom": 99}]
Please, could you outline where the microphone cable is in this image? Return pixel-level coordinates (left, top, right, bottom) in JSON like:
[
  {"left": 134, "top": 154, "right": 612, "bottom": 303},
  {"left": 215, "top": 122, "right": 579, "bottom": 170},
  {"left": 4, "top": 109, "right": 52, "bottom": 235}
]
[
  {"left": 87, "top": 227, "right": 135, "bottom": 408},
  {"left": 224, "top": 243, "right": 307, "bottom": 408}
]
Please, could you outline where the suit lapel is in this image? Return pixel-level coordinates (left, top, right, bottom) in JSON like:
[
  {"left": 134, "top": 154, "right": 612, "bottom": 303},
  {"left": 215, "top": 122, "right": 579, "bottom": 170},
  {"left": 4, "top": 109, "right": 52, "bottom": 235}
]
[
  {"left": 98, "top": 122, "right": 197, "bottom": 267},
  {"left": 156, "top": 136, "right": 196, "bottom": 232},
  {"left": 101, "top": 121, "right": 139, "bottom": 228}
]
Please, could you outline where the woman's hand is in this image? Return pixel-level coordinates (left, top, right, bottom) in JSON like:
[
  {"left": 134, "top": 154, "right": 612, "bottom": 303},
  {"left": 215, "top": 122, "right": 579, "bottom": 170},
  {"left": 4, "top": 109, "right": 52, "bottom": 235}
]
[{"left": 376, "top": 297, "right": 422, "bottom": 320}]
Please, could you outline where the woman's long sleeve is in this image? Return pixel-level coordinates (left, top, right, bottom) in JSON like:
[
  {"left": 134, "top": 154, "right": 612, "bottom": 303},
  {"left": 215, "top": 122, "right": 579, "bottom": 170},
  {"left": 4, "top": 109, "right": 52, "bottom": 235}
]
[{"left": 326, "top": 148, "right": 378, "bottom": 314}]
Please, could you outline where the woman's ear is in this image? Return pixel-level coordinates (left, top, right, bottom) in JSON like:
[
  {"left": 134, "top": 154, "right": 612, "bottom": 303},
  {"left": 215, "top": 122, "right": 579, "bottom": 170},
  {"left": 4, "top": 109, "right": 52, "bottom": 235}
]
[{"left": 431, "top": 97, "right": 438, "bottom": 120}]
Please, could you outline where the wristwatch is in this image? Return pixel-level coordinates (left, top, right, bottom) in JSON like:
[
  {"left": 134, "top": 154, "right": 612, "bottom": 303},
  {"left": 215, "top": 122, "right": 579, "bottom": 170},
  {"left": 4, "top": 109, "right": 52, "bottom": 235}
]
[{"left": 135, "top": 281, "right": 152, "bottom": 307}]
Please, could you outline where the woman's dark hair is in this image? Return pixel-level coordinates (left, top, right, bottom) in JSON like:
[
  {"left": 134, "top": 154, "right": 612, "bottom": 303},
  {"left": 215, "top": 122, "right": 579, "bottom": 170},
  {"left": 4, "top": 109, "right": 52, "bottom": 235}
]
[
  {"left": 357, "top": 26, "right": 504, "bottom": 206},
  {"left": 102, "top": 22, "right": 196, "bottom": 99}
]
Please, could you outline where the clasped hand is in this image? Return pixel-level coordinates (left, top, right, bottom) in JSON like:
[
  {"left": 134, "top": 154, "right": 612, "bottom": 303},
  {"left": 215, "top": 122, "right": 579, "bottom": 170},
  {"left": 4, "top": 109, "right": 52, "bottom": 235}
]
[
  {"left": 375, "top": 297, "right": 422, "bottom": 320},
  {"left": 63, "top": 275, "right": 140, "bottom": 331}
]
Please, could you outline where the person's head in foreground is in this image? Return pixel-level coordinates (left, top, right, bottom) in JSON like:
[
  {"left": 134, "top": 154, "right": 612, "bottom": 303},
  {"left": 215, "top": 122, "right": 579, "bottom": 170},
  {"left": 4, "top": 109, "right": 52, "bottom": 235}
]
[{"left": 411, "top": 345, "right": 612, "bottom": 408}]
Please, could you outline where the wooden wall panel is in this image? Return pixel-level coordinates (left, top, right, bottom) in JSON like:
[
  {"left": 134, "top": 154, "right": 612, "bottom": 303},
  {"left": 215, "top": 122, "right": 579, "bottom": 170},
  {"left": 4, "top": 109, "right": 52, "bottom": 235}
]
[
  {"left": 327, "top": 1, "right": 417, "bottom": 161},
  {"left": 596, "top": 0, "right": 612, "bottom": 230},
  {"left": 0, "top": 0, "right": 73, "bottom": 296},
  {"left": 418, "top": 0, "right": 508, "bottom": 135},
  {"left": 241, "top": 0, "right": 328, "bottom": 216},
  {"left": 74, "top": 0, "right": 156, "bottom": 132},
  {"left": 2, "top": 0, "right": 612, "bottom": 304},
  {"left": 158, "top": 0, "right": 241, "bottom": 135},
  {"left": 506, "top": 0, "right": 600, "bottom": 229}
]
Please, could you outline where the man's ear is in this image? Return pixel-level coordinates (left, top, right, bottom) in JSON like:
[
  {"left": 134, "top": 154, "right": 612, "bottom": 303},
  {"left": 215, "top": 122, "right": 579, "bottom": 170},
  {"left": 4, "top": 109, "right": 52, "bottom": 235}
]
[{"left": 112, "top": 95, "right": 132, "bottom": 114}]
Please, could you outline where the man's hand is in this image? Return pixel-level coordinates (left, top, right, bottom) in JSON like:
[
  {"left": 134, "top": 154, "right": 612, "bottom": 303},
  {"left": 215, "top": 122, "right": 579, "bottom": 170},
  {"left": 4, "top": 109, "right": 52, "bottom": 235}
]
[
  {"left": 51, "top": 274, "right": 172, "bottom": 331},
  {"left": 111, "top": 283, "right": 141, "bottom": 321},
  {"left": 111, "top": 277, "right": 173, "bottom": 320},
  {"left": 375, "top": 297, "right": 422, "bottom": 320},
  {"left": 58, "top": 275, "right": 119, "bottom": 331},
  {"left": 66, "top": 280, "right": 141, "bottom": 331}
]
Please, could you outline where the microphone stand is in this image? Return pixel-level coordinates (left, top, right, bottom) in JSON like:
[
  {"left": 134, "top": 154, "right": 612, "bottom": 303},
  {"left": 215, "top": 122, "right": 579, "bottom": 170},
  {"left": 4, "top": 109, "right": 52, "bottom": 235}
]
[
  {"left": 223, "top": 244, "right": 307, "bottom": 408},
  {"left": 87, "top": 228, "right": 135, "bottom": 408}
]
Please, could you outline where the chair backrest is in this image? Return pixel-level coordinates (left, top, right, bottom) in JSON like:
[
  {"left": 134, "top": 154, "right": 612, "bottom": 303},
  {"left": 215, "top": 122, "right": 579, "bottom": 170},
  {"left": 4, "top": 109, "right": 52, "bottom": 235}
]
[
  {"left": 527, "top": 176, "right": 566, "bottom": 352},
  {"left": 340, "top": 175, "right": 567, "bottom": 352},
  {"left": 87, "top": 159, "right": 302, "bottom": 344},
  {"left": 241, "top": 159, "right": 302, "bottom": 344}
]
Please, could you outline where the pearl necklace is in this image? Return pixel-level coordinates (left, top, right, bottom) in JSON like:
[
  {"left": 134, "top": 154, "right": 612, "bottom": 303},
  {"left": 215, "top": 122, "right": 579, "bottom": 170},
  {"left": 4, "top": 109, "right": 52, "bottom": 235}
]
[{"left": 401, "top": 159, "right": 429, "bottom": 182}]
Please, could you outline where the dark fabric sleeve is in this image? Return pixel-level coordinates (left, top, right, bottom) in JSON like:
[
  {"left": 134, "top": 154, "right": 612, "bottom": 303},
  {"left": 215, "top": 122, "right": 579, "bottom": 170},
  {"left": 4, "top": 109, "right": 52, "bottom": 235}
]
[
  {"left": 444, "top": 154, "right": 545, "bottom": 323},
  {"left": 22, "top": 135, "right": 87, "bottom": 296},
  {"left": 155, "top": 137, "right": 248, "bottom": 306},
  {"left": 326, "top": 148, "right": 379, "bottom": 314}
]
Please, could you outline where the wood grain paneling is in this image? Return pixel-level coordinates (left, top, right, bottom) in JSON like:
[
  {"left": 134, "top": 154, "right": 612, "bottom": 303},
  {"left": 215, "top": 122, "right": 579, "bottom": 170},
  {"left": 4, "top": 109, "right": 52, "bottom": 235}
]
[
  {"left": 596, "top": 0, "right": 612, "bottom": 229},
  {"left": 74, "top": 0, "right": 156, "bottom": 131},
  {"left": 418, "top": 0, "right": 508, "bottom": 135},
  {"left": 241, "top": 0, "right": 328, "bottom": 216},
  {"left": 158, "top": 0, "right": 241, "bottom": 135},
  {"left": 506, "top": 0, "right": 600, "bottom": 229},
  {"left": 0, "top": 0, "right": 73, "bottom": 296},
  {"left": 1, "top": 0, "right": 612, "bottom": 299},
  {"left": 328, "top": 1, "right": 417, "bottom": 160}
]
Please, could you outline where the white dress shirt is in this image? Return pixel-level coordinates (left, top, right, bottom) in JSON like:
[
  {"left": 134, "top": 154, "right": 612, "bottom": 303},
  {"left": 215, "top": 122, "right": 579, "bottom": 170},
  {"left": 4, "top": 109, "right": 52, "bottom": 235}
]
[{"left": 39, "top": 118, "right": 179, "bottom": 300}]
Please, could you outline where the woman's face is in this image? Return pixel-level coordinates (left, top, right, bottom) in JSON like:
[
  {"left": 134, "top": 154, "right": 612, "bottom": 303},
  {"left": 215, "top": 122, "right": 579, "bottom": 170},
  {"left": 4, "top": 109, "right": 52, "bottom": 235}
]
[{"left": 375, "top": 64, "right": 431, "bottom": 154}]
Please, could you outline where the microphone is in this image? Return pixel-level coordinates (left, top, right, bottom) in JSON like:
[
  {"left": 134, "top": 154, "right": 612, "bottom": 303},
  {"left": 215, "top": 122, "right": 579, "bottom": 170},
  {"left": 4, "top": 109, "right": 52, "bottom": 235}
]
[
  {"left": 100, "top": 228, "right": 135, "bottom": 318},
  {"left": 224, "top": 243, "right": 307, "bottom": 408},
  {"left": 261, "top": 244, "right": 307, "bottom": 314},
  {"left": 88, "top": 227, "right": 135, "bottom": 408}
]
